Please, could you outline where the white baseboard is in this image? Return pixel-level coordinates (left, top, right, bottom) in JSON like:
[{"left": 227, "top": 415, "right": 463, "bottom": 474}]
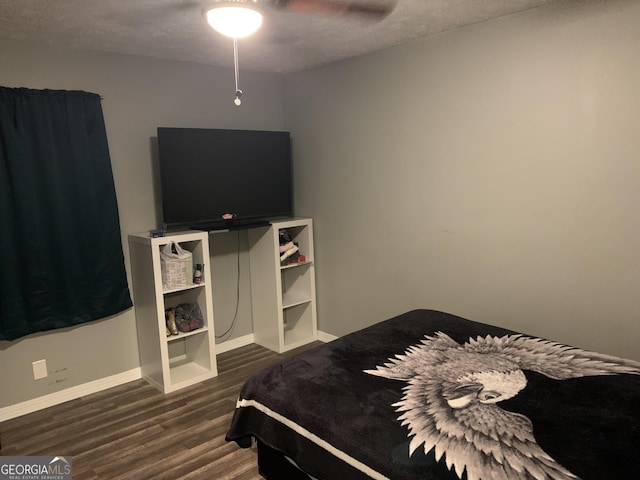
[
  {"left": 0, "top": 367, "right": 142, "bottom": 422},
  {"left": 215, "top": 333, "right": 255, "bottom": 354},
  {"left": 215, "top": 331, "right": 337, "bottom": 353},
  {"left": 2, "top": 331, "right": 339, "bottom": 422},
  {"left": 317, "top": 331, "right": 338, "bottom": 343}
]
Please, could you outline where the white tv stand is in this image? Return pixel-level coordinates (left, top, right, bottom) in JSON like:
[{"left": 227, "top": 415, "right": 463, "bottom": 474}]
[
  {"left": 128, "top": 218, "right": 317, "bottom": 393},
  {"left": 128, "top": 230, "right": 217, "bottom": 394},
  {"left": 248, "top": 217, "right": 318, "bottom": 353}
]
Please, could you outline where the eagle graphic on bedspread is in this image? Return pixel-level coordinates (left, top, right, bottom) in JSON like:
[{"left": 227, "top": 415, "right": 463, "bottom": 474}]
[{"left": 365, "top": 332, "right": 640, "bottom": 480}]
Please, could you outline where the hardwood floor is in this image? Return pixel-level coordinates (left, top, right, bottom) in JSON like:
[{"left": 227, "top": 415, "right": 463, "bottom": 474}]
[{"left": 0, "top": 342, "right": 321, "bottom": 479}]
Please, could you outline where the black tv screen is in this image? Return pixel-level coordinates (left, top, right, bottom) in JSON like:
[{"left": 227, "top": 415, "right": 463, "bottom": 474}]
[{"left": 157, "top": 127, "right": 293, "bottom": 230}]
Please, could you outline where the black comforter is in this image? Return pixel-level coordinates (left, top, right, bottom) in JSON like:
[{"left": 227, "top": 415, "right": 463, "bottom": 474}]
[{"left": 226, "top": 310, "right": 640, "bottom": 480}]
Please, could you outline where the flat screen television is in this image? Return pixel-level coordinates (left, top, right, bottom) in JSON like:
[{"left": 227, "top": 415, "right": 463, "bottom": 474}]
[{"left": 157, "top": 127, "right": 293, "bottom": 231}]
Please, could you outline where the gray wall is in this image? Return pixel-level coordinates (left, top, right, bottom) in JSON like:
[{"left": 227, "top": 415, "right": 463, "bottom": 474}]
[
  {"left": 285, "top": 0, "right": 640, "bottom": 360},
  {"left": 0, "top": 39, "right": 285, "bottom": 408},
  {"left": 2, "top": 0, "right": 639, "bottom": 412}
]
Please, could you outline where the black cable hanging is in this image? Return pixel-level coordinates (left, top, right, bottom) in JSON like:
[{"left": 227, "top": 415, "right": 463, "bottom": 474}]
[{"left": 215, "top": 230, "right": 241, "bottom": 338}]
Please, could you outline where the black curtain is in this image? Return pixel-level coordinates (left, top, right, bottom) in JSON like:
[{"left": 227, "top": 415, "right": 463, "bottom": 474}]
[{"left": 0, "top": 87, "right": 132, "bottom": 341}]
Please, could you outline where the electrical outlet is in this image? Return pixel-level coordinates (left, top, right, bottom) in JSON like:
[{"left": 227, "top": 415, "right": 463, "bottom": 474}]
[{"left": 33, "top": 359, "right": 47, "bottom": 380}]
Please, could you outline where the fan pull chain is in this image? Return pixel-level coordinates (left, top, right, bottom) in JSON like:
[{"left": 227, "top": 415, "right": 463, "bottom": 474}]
[{"left": 233, "top": 37, "right": 242, "bottom": 106}]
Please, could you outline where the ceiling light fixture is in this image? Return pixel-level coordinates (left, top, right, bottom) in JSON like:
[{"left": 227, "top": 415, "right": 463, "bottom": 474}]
[
  {"left": 205, "top": 4, "right": 263, "bottom": 39},
  {"left": 205, "top": 1, "right": 264, "bottom": 106}
]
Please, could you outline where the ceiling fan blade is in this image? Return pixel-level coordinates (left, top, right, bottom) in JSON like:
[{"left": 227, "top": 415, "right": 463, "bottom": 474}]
[{"left": 271, "top": 0, "right": 396, "bottom": 20}]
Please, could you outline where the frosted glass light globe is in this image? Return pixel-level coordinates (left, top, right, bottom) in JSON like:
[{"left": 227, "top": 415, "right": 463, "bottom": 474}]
[{"left": 206, "top": 6, "right": 263, "bottom": 38}]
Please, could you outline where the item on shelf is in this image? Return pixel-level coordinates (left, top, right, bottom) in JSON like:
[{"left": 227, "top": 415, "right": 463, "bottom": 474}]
[
  {"left": 166, "top": 308, "right": 179, "bottom": 336},
  {"left": 193, "top": 263, "right": 204, "bottom": 284},
  {"left": 173, "top": 303, "right": 204, "bottom": 333},
  {"left": 279, "top": 229, "right": 301, "bottom": 266},
  {"left": 279, "top": 229, "right": 292, "bottom": 245},
  {"left": 160, "top": 241, "right": 192, "bottom": 289},
  {"left": 149, "top": 228, "right": 166, "bottom": 238},
  {"left": 280, "top": 244, "right": 299, "bottom": 263}
]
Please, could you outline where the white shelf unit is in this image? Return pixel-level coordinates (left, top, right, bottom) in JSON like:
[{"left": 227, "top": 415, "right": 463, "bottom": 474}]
[
  {"left": 248, "top": 218, "right": 318, "bottom": 353},
  {"left": 128, "top": 231, "right": 217, "bottom": 393}
]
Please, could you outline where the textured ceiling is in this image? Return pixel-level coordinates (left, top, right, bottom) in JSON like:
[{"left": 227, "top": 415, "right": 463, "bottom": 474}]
[{"left": 0, "top": 0, "right": 559, "bottom": 74}]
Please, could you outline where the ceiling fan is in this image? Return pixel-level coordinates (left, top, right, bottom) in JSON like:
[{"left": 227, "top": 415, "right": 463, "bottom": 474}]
[
  {"left": 253, "top": 0, "right": 394, "bottom": 18},
  {"left": 203, "top": 0, "right": 397, "bottom": 104},
  {"left": 206, "top": 0, "right": 396, "bottom": 28}
]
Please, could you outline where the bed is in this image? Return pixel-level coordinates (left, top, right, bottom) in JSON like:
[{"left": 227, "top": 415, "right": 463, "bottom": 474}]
[{"left": 225, "top": 309, "right": 640, "bottom": 480}]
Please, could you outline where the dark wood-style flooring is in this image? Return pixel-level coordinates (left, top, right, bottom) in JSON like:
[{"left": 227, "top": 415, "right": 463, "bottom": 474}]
[{"left": 0, "top": 342, "right": 321, "bottom": 479}]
